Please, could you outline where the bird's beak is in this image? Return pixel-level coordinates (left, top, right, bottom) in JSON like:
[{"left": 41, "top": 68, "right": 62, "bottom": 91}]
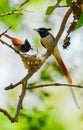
[
  {"left": 47, "top": 28, "right": 52, "bottom": 31},
  {"left": 33, "top": 29, "right": 39, "bottom": 32}
]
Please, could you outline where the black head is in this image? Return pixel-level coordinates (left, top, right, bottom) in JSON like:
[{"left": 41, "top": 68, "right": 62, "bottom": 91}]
[
  {"left": 34, "top": 28, "right": 51, "bottom": 38},
  {"left": 20, "top": 39, "right": 31, "bottom": 52},
  {"left": 24, "top": 39, "right": 31, "bottom": 48}
]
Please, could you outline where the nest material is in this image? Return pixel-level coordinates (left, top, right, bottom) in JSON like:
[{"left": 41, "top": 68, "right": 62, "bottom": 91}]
[{"left": 21, "top": 54, "right": 43, "bottom": 72}]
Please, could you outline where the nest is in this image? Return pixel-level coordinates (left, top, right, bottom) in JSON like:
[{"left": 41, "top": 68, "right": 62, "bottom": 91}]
[{"left": 21, "top": 54, "right": 44, "bottom": 72}]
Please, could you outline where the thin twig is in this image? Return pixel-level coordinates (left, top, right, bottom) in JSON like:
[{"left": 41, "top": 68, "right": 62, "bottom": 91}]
[
  {"left": 54, "top": 8, "right": 72, "bottom": 43},
  {"left": 0, "top": 10, "right": 22, "bottom": 17},
  {"left": 0, "top": 26, "right": 12, "bottom": 37},
  {"left": 27, "top": 83, "right": 83, "bottom": 90},
  {"left": 5, "top": 71, "right": 34, "bottom": 90},
  {"left": 0, "top": 39, "right": 21, "bottom": 55},
  {"left": 0, "top": 0, "right": 29, "bottom": 17},
  {"left": 0, "top": 108, "right": 17, "bottom": 123},
  {"left": 20, "top": 0, "right": 29, "bottom": 8},
  {"left": 58, "top": 5, "right": 69, "bottom": 8}
]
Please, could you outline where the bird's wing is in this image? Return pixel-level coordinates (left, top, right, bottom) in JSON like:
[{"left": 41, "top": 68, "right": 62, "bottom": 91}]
[{"left": 12, "top": 38, "right": 24, "bottom": 46}]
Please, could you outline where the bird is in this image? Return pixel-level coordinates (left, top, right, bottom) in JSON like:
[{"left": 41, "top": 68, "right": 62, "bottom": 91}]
[
  {"left": 34, "top": 27, "right": 79, "bottom": 108},
  {"left": 4, "top": 34, "right": 31, "bottom": 52}
]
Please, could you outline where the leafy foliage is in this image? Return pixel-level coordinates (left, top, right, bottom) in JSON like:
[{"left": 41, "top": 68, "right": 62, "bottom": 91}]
[
  {"left": 66, "top": 0, "right": 72, "bottom": 6},
  {"left": 0, "top": 0, "right": 23, "bottom": 31},
  {"left": 46, "top": 0, "right": 61, "bottom": 15},
  {"left": 75, "top": 12, "right": 83, "bottom": 29},
  {"left": 0, "top": 108, "right": 63, "bottom": 130}
]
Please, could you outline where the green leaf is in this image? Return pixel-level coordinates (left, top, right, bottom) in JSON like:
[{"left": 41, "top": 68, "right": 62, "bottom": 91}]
[
  {"left": 66, "top": 0, "right": 72, "bottom": 6},
  {"left": 0, "top": 0, "right": 23, "bottom": 31},
  {"left": 46, "top": 5, "right": 57, "bottom": 15},
  {"left": 75, "top": 12, "right": 83, "bottom": 30},
  {"left": 46, "top": 0, "right": 61, "bottom": 15}
]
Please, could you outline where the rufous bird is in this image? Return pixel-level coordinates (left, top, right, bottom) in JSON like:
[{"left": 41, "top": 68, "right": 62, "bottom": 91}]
[
  {"left": 4, "top": 34, "right": 31, "bottom": 52},
  {"left": 34, "top": 28, "right": 79, "bottom": 108}
]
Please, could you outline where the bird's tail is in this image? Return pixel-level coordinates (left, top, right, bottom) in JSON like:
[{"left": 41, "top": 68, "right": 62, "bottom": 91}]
[
  {"left": 4, "top": 34, "right": 13, "bottom": 40},
  {"left": 53, "top": 46, "right": 80, "bottom": 108},
  {"left": 4, "top": 34, "right": 24, "bottom": 45}
]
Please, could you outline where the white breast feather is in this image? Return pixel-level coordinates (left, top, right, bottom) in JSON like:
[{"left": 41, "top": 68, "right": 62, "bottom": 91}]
[{"left": 41, "top": 35, "right": 53, "bottom": 49}]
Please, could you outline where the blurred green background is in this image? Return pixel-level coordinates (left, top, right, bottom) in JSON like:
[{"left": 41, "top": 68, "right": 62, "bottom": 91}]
[{"left": 0, "top": 0, "right": 83, "bottom": 129}]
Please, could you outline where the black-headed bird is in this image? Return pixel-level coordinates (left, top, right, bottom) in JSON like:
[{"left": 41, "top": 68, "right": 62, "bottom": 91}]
[
  {"left": 4, "top": 34, "right": 31, "bottom": 52},
  {"left": 34, "top": 28, "right": 79, "bottom": 108}
]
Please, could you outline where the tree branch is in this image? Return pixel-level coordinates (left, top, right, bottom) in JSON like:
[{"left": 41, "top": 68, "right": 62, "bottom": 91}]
[
  {"left": 43, "top": 8, "right": 72, "bottom": 59},
  {"left": 0, "top": 80, "right": 27, "bottom": 122},
  {"left": 0, "top": 0, "right": 30, "bottom": 17},
  {"left": 0, "top": 26, "right": 12, "bottom": 37},
  {"left": 5, "top": 71, "right": 34, "bottom": 90},
  {"left": 0, "top": 108, "right": 17, "bottom": 122},
  {"left": 54, "top": 8, "right": 72, "bottom": 42},
  {"left": 0, "top": 39, "right": 21, "bottom": 55},
  {"left": 27, "top": 83, "right": 83, "bottom": 90},
  {"left": 14, "top": 80, "right": 27, "bottom": 121}
]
